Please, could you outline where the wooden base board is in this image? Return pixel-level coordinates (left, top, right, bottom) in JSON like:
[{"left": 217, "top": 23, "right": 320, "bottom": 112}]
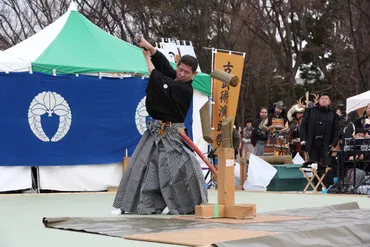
[
  {"left": 124, "top": 228, "right": 278, "bottom": 246},
  {"left": 174, "top": 214, "right": 314, "bottom": 224},
  {"left": 107, "top": 187, "right": 118, "bottom": 192},
  {"left": 235, "top": 185, "right": 243, "bottom": 190},
  {"left": 195, "top": 204, "right": 256, "bottom": 219}
]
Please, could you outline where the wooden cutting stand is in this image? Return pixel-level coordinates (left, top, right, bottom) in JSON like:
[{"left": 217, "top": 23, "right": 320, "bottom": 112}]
[{"left": 195, "top": 117, "right": 256, "bottom": 219}]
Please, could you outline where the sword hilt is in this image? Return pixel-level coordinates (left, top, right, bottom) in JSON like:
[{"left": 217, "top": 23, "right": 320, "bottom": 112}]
[
  {"left": 134, "top": 35, "right": 148, "bottom": 51},
  {"left": 134, "top": 35, "right": 142, "bottom": 44}
]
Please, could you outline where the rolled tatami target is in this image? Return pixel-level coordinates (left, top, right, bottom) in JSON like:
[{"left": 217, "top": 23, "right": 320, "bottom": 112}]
[
  {"left": 210, "top": 70, "right": 239, "bottom": 87},
  {"left": 199, "top": 101, "right": 213, "bottom": 144}
]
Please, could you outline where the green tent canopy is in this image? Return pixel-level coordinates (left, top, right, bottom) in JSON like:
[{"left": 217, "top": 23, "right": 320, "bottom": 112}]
[{"left": 29, "top": 9, "right": 210, "bottom": 96}]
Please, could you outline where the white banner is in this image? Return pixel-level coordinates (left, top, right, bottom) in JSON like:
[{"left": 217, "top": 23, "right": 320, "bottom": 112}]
[{"left": 157, "top": 38, "right": 201, "bottom": 72}]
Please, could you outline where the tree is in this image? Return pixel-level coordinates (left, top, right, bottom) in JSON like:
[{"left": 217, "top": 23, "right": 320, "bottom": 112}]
[
  {"left": 345, "top": 0, "right": 370, "bottom": 94},
  {"left": 2, "top": 0, "right": 369, "bottom": 128},
  {"left": 236, "top": 0, "right": 309, "bottom": 107},
  {"left": 0, "top": 0, "right": 70, "bottom": 47}
]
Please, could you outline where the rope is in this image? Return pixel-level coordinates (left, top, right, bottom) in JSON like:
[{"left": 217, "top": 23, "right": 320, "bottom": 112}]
[{"left": 31, "top": 64, "right": 146, "bottom": 78}]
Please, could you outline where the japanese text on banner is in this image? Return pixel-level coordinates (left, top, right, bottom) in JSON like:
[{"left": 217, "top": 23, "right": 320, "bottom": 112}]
[{"left": 212, "top": 51, "right": 245, "bottom": 149}]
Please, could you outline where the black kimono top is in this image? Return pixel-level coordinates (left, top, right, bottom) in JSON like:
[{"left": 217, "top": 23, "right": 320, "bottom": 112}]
[{"left": 145, "top": 51, "right": 193, "bottom": 123}]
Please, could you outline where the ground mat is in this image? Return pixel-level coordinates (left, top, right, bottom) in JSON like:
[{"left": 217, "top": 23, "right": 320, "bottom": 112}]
[
  {"left": 124, "top": 228, "right": 279, "bottom": 246},
  {"left": 43, "top": 202, "right": 370, "bottom": 246},
  {"left": 174, "top": 214, "right": 313, "bottom": 224}
]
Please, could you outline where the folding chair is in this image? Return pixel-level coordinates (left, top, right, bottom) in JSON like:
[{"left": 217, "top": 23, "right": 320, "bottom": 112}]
[{"left": 299, "top": 167, "right": 332, "bottom": 193}]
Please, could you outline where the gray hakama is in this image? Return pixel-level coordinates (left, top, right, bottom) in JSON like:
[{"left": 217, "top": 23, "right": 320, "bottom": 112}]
[{"left": 113, "top": 120, "right": 208, "bottom": 214}]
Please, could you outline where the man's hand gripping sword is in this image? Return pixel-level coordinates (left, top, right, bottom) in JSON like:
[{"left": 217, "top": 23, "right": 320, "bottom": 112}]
[{"left": 134, "top": 35, "right": 148, "bottom": 51}]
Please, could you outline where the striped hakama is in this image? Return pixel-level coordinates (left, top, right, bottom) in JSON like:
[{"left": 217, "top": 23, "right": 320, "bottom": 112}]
[{"left": 113, "top": 121, "right": 208, "bottom": 215}]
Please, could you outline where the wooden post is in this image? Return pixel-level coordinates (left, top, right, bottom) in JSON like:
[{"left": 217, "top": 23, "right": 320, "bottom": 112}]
[
  {"left": 239, "top": 157, "right": 248, "bottom": 187},
  {"left": 217, "top": 147, "right": 235, "bottom": 205},
  {"left": 195, "top": 117, "right": 256, "bottom": 219},
  {"left": 218, "top": 117, "right": 235, "bottom": 205}
]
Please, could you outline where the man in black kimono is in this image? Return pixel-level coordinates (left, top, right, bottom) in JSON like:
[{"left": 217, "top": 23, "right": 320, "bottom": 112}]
[
  {"left": 112, "top": 37, "right": 208, "bottom": 215},
  {"left": 300, "top": 93, "right": 340, "bottom": 166}
]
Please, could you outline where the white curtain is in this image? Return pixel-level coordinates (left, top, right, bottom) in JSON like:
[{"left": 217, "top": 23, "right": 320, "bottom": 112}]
[
  {"left": 0, "top": 166, "right": 32, "bottom": 192},
  {"left": 39, "top": 164, "right": 122, "bottom": 191}
]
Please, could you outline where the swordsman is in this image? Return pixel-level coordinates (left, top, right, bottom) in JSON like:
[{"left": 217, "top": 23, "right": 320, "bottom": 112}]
[{"left": 112, "top": 37, "right": 208, "bottom": 215}]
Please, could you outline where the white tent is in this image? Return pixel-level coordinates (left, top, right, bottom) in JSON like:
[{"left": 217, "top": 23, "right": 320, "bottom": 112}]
[
  {"left": 5, "top": 3, "right": 77, "bottom": 63},
  {"left": 0, "top": 50, "right": 31, "bottom": 72},
  {"left": 3, "top": 2, "right": 209, "bottom": 192},
  {"left": 346, "top": 90, "right": 370, "bottom": 114}
]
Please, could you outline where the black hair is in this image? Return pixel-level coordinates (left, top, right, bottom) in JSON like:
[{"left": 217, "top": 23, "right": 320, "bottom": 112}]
[
  {"left": 337, "top": 105, "right": 345, "bottom": 112},
  {"left": 256, "top": 106, "right": 268, "bottom": 117},
  {"left": 319, "top": 93, "right": 330, "bottom": 99},
  {"left": 178, "top": 55, "right": 198, "bottom": 73},
  {"left": 259, "top": 106, "right": 268, "bottom": 112}
]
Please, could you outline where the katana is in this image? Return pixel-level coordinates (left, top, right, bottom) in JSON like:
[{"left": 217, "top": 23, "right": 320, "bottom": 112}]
[{"left": 179, "top": 131, "right": 218, "bottom": 176}]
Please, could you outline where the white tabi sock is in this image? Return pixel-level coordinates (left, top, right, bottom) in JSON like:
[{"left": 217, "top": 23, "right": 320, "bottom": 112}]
[{"left": 110, "top": 208, "right": 123, "bottom": 215}]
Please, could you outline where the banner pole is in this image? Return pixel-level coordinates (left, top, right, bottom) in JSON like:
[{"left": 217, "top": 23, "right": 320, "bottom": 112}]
[
  {"left": 210, "top": 47, "right": 215, "bottom": 98},
  {"left": 203, "top": 47, "right": 245, "bottom": 56},
  {"left": 209, "top": 48, "right": 215, "bottom": 155}
]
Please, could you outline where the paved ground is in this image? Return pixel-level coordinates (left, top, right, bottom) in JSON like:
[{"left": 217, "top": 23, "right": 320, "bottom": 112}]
[{"left": 1, "top": 191, "right": 370, "bottom": 247}]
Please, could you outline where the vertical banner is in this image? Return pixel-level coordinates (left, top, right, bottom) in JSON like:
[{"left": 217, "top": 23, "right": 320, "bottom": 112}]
[{"left": 212, "top": 51, "right": 245, "bottom": 149}]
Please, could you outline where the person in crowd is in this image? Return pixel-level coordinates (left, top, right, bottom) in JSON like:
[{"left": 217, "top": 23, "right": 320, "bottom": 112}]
[
  {"left": 355, "top": 103, "right": 370, "bottom": 137},
  {"left": 336, "top": 104, "right": 347, "bottom": 139},
  {"left": 233, "top": 125, "right": 241, "bottom": 160},
  {"left": 264, "top": 101, "right": 289, "bottom": 155},
  {"left": 251, "top": 106, "right": 269, "bottom": 156},
  {"left": 242, "top": 119, "right": 254, "bottom": 158},
  {"left": 300, "top": 93, "right": 340, "bottom": 166},
  {"left": 286, "top": 104, "right": 305, "bottom": 158}
]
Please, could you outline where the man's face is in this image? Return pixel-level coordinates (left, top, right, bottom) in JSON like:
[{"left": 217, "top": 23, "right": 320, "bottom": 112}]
[
  {"left": 319, "top": 96, "right": 331, "bottom": 107},
  {"left": 176, "top": 63, "right": 197, "bottom": 82},
  {"left": 247, "top": 122, "right": 252, "bottom": 127},
  {"left": 274, "top": 107, "right": 283, "bottom": 115},
  {"left": 260, "top": 108, "right": 268, "bottom": 118}
]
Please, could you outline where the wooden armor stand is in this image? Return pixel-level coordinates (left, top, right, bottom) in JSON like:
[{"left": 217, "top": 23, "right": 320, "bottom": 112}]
[{"left": 195, "top": 117, "right": 256, "bottom": 219}]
